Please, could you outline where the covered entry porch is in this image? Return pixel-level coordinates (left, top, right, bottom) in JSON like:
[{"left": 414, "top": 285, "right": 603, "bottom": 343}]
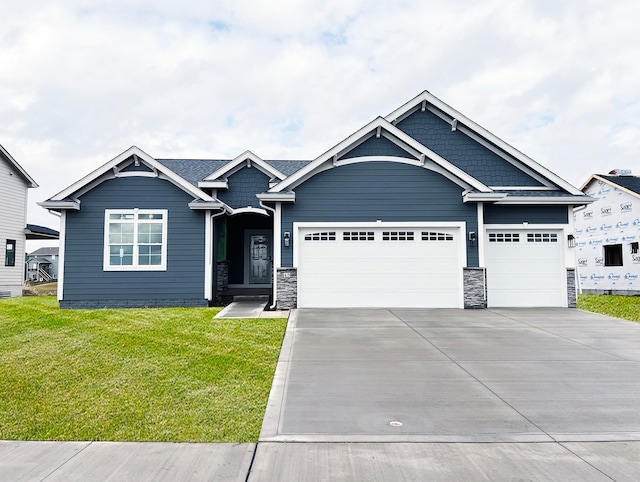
[{"left": 214, "top": 212, "right": 273, "bottom": 304}]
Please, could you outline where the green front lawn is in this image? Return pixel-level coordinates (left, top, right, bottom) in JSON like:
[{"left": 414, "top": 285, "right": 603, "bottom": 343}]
[
  {"left": 578, "top": 294, "right": 640, "bottom": 323},
  {"left": 0, "top": 297, "right": 287, "bottom": 442}
]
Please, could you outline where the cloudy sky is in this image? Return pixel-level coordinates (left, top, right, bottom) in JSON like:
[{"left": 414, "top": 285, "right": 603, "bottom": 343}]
[{"left": 3, "top": 0, "right": 640, "bottom": 238}]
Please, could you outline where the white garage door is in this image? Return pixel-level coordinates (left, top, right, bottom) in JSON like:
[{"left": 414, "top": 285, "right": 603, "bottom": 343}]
[
  {"left": 297, "top": 225, "right": 462, "bottom": 308},
  {"left": 485, "top": 230, "right": 565, "bottom": 307}
]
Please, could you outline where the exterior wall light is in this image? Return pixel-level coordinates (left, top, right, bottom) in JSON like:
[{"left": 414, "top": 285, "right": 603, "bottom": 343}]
[
  {"left": 568, "top": 234, "right": 575, "bottom": 248},
  {"left": 283, "top": 232, "right": 291, "bottom": 247}
]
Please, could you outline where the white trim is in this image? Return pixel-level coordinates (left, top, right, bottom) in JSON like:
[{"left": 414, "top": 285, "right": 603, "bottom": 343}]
[
  {"left": 57, "top": 211, "right": 66, "bottom": 301},
  {"left": 49, "top": 146, "right": 214, "bottom": 203},
  {"left": 492, "top": 196, "right": 596, "bottom": 205},
  {"left": 293, "top": 221, "right": 466, "bottom": 309},
  {"left": 477, "top": 203, "right": 485, "bottom": 267},
  {"left": 269, "top": 117, "right": 490, "bottom": 194},
  {"left": 201, "top": 150, "right": 286, "bottom": 184},
  {"left": 273, "top": 202, "right": 282, "bottom": 305},
  {"left": 0, "top": 143, "right": 38, "bottom": 188},
  {"left": 103, "top": 209, "right": 168, "bottom": 271},
  {"left": 256, "top": 192, "right": 296, "bottom": 202},
  {"left": 38, "top": 200, "right": 81, "bottom": 210},
  {"left": 198, "top": 180, "right": 229, "bottom": 189},
  {"left": 489, "top": 186, "right": 558, "bottom": 191},
  {"left": 231, "top": 207, "right": 270, "bottom": 216},
  {"left": 566, "top": 205, "right": 576, "bottom": 269},
  {"left": 384, "top": 91, "right": 584, "bottom": 195},
  {"left": 204, "top": 210, "right": 213, "bottom": 300}
]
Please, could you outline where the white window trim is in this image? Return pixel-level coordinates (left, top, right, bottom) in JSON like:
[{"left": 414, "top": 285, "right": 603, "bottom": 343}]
[{"left": 103, "top": 209, "right": 168, "bottom": 271}]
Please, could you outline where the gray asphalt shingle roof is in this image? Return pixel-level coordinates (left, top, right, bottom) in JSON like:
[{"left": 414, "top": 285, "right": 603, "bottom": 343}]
[
  {"left": 157, "top": 159, "right": 312, "bottom": 187},
  {"left": 599, "top": 175, "right": 640, "bottom": 195}
]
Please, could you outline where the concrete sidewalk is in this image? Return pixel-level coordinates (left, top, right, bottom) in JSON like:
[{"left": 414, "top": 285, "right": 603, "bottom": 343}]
[{"left": 2, "top": 308, "right": 639, "bottom": 481}]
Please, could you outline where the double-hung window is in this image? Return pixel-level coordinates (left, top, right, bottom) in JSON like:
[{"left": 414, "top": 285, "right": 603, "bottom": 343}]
[{"left": 104, "top": 209, "right": 167, "bottom": 271}]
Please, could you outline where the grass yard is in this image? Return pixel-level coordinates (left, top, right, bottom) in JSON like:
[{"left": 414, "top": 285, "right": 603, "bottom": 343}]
[
  {"left": 578, "top": 294, "right": 640, "bottom": 323},
  {"left": 0, "top": 297, "right": 287, "bottom": 442}
]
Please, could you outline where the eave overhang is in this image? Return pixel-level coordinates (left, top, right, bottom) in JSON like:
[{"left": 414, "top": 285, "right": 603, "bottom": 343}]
[
  {"left": 256, "top": 192, "right": 296, "bottom": 202},
  {"left": 38, "top": 200, "right": 81, "bottom": 211},
  {"left": 187, "top": 200, "right": 230, "bottom": 211}
]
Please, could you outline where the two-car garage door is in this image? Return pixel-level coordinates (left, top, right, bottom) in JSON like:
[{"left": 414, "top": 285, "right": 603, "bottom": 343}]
[{"left": 297, "top": 225, "right": 463, "bottom": 308}]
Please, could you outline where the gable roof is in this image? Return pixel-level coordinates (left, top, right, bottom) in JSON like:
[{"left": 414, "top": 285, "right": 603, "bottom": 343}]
[
  {"left": 0, "top": 144, "right": 38, "bottom": 188},
  {"left": 385, "top": 91, "right": 583, "bottom": 195},
  {"left": 28, "top": 246, "right": 60, "bottom": 256},
  {"left": 199, "top": 151, "right": 287, "bottom": 189},
  {"left": 40, "top": 146, "right": 215, "bottom": 210},
  {"left": 581, "top": 174, "right": 640, "bottom": 199},
  {"left": 268, "top": 116, "right": 492, "bottom": 194}
]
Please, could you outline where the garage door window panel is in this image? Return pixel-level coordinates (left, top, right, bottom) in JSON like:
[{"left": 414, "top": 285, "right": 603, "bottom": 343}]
[
  {"left": 343, "top": 231, "right": 375, "bottom": 241},
  {"left": 382, "top": 231, "right": 414, "bottom": 241}
]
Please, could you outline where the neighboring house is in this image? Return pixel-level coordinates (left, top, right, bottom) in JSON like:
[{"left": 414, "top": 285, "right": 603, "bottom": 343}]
[
  {"left": 574, "top": 171, "right": 640, "bottom": 295},
  {"left": 25, "top": 247, "right": 60, "bottom": 282},
  {"left": 0, "top": 144, "right": 38, "bottom": 298},
  {"left": 40, "top": 91, "right": 594, "bottom": 309}
]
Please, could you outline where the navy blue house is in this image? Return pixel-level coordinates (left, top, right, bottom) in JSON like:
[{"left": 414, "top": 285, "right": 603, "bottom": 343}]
[{"left": 41, "top": 92, "right": 594, "bottom": 309}]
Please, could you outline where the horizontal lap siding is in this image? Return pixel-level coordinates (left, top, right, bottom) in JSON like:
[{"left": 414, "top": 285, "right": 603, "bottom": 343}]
[
  {"left": 63, "top": 176, "right": 205, "bottom": 303},
  {"left": 0, "top": 156, "right": 29, "bottom": 293},
  {"left": 282, "top": 161, "right": 477, "bottom": 266},
  {"left": 484, "top": 205, "right": 568, "bottom": 224}
]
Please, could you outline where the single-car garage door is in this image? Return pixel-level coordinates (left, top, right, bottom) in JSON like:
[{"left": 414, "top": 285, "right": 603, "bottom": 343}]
[
  {"left": 485, "top": 229, "right": 565, "bottom": 307},
  {"left": 297, "top": 225, "right": 463, "bottom": 308}
]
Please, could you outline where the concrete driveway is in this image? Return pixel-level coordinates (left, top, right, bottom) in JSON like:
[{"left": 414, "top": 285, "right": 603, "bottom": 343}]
[{"left": 256, "top": 308, "right": 640, "bottom": 480}]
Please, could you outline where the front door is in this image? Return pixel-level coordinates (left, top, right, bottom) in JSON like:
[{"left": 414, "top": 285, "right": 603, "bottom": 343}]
[{"left": 247, "top": 232, "right": 272, "bottom": 284}]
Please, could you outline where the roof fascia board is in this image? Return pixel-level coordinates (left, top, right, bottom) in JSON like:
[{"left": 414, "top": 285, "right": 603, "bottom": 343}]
[
  {"left": 0, "top": 144, "right": 38, "bottom": 188},
  {"left": 50, "top": 146, "right": 214, "bottom": 202},
  {"left": 489, "top": 186, "right": 558, "bottom": 190},
  {"left": 492, "top": 196, "right": 596, "bottom": 205},
  {"left": 270, "top": 117, "right": 491, "bottom": 194},
  {"left": 198, "top": 180, "right": 229, "bottom": 189},
  {"left": 583, "top": 175, "right": 640, "bottom": 200},
  {"left": 383, "top": 120, "right": 491, "bottom": 192},
  {"left": 268, "top": 118, "right": 391, "bottom": 193},
  {"left": 202, "top": 150, "right": 285, "bottom": 182},
  {"left": 385, "top": 91, "right": 583, "bottom": 195},
  {"left": 38, "top": 200, "right": 81, "bottom": 210},
  {"left": 256, "top": 192, "right": 296, "bottom": 202},
  {"left": 187, "top": 200, "right": 229, "bottom": 211}
]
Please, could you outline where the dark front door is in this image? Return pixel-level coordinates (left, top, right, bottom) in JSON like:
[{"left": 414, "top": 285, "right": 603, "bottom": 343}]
[{"left": 246, "top": 231, "right": 271, "bottom": 285}]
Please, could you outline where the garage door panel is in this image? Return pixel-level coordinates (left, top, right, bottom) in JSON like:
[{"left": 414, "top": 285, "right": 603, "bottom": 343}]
[
  {"left": 486, "top": 229, "right": 565, "bottom": 307},
  {"left": 297, "top": 226, "right": 461, "bottom": 308}
]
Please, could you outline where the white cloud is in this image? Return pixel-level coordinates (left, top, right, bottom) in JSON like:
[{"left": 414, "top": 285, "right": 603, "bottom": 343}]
[{"left": 2, "top": 0, "right": 640, "bottom": 231}]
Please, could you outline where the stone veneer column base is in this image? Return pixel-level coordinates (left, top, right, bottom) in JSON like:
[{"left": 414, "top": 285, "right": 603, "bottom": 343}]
[
  {"left": 216, "top": 261, "right": 229, "bottom": 293},
  {"left": 276, "top": 267, "right": 297, "bottom": 309},
  {"left": 463, "top": 267, "right": 487, "bottom": 309},
  {"left": 567, "top": 268, "right": 577, "bottom": 308}
]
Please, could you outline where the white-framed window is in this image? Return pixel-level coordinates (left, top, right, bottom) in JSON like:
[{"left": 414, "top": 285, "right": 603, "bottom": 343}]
[{"left": 103, "top": 209, "right": 168, "bottom": 271}]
